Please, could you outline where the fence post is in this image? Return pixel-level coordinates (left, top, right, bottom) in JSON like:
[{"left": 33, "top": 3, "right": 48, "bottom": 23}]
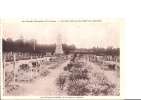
[{"left": 13, "top": 53, "right": 16, "bottom": 83}]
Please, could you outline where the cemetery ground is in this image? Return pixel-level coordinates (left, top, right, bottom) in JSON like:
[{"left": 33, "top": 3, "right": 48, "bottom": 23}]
[
  {"left": 4, "top": 55, "right": 120, "bottom": 96},
  {"left": 4, "top": 57, "right": 69, "bottom": 96}
]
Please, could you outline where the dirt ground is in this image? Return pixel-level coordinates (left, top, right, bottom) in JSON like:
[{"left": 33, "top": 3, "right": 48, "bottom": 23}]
[{"left": 5, "top": 60, "right": 70, "bottom": 96}]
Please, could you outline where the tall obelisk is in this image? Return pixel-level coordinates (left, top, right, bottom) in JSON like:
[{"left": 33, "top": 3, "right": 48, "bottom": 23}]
[{"left": 55, "top": 34, "right": 64, "bottom": 55}]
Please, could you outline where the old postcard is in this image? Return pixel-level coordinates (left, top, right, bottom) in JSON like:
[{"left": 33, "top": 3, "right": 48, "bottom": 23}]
[{"left": 0, "top": 19, "right": 123, "bottom": 99}]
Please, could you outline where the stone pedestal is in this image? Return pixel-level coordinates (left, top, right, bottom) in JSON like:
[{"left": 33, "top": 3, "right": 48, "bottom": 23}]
[{"left": 55, "top": 34, "right": 64, "bottom": 55}]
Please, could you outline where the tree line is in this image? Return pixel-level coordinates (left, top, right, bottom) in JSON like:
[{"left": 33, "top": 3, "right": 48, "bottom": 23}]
[
  {"left": 2, "top": 38, "right": 76, "bottom": 55},
  {"left": 3, "top": 38, "right": 119, "bottom": 56},
  {"left": 91, "top": 47, "right": 119, "bottom": 56}
]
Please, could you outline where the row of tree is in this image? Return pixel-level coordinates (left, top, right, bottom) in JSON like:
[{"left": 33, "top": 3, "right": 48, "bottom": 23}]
[
  {"left": 3, "top": 38, "right": 119, "bottom": 56},
  {"left": 2, "top": 38, "right": 76, "bottom": 55},
  {"left": 91, "top": 47, "right": 120, "bottom": 56}
]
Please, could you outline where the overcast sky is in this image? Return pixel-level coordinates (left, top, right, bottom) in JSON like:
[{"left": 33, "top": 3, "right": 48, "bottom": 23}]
[{"left": 2, "top": 19, "right": 121, "bottom": 48}]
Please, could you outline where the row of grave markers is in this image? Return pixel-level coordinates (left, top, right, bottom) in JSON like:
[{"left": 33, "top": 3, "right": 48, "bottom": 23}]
[{"left": 3, "top": 53, "right": 41, "bottom": 83}]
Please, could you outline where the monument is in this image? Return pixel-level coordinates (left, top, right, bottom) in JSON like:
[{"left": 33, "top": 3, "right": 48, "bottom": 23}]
[{"left": 55, "top": 34, "right": 64, "bottom": 55}]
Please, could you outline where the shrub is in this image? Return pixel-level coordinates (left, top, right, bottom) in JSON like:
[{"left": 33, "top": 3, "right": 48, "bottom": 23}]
[
  {"left": 19, "top": 64, "right": 30, "bottom": 72},
  {"left": 108, "top": 64, "right": 115, "bottom": 70},
  {"left": 69, "top": 67, "right": 89, "bottom": 81},
  {"left": 32, "top": 61, "right": 40, "bottom": 68},
  {"left": 64, "top": 63, "right": 73, "bottom": 71},
  {"left": 67, "top": 80, "right": 90, "bottom": 96},
  {"left": 90, "top": 72, "right": 117, "bottom": 96}
]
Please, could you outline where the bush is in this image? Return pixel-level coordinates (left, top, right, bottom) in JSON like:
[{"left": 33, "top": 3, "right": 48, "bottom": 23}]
[
  {"left": 69, "top": 67, "right": 89, "bottom": 81},
  {"left": 89, "top": 72, "right": 117, "bottom": 96},
  {"left": 32, "top": 61, "right": 40, "bottom": 68},
  {"left": 19, "top": 64, "right": 30, "bottom": 72},
  {"left": 64, "top": 64, "right": 73, "bottom": 71},
  {"left": 67, "top": 80, "right": 90, "bottom": 96},
  {"left": 108, "top": 64, "right": 115, "bottom": 70}
]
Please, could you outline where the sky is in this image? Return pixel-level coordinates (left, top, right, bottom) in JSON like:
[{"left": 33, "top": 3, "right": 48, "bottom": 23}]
[{"left": 2, "top": 19, "right": 121, "bottom": 48}]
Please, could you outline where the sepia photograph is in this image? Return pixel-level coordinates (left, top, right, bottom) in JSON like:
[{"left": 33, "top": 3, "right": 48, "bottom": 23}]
[{"left": 1, "top": 19, "right": 121, "bottom": 97}]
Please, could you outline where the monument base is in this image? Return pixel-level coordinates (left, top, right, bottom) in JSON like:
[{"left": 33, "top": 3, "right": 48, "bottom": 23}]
[{"left": 54, "top": 53, "right": 64, "bottom": 57}]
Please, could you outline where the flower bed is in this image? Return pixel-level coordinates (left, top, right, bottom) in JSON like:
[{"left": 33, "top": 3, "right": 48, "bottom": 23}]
[
  {"left": 57, "top": 57, "right": 119, "bottom": 96},
  {"left": 88, "top": 72, "right": 118, "bottom": 96}
]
